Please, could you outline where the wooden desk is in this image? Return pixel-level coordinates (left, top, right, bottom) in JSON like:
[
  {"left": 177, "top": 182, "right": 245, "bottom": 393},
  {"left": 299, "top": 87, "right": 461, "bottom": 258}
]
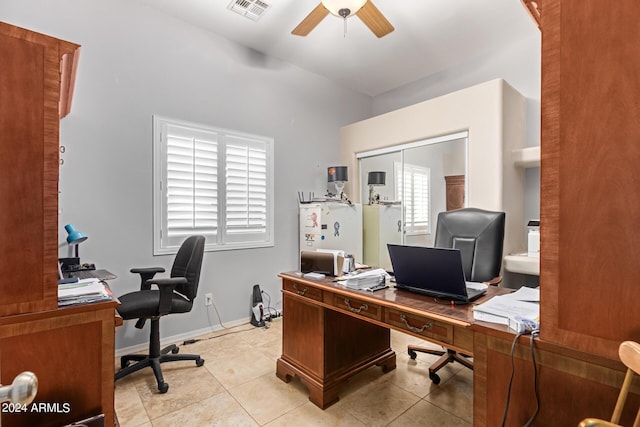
[
  {"left": 276, "top": 272, "right": 509, "bottom": 409},
  {"left": 0, "top": 299, "right": 118, "bottom": 427},
  {"left": 277, "top": 272, "right": 639, "bottom": 426}
]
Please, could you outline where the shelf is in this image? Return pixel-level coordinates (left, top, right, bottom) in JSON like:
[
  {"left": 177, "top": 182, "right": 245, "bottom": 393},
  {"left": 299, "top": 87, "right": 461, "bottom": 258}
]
[
  {"left": 512, "top": 146, "right": 540, "bottom": 168},
  {"left": 504, "top": 254, "right": 540, "bottom": 276}
]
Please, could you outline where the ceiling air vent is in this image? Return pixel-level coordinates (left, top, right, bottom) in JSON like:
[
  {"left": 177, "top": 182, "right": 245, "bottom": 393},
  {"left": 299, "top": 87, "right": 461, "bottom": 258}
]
[{"left": 227, "top": 0, "right": 270, "bottom": 22}]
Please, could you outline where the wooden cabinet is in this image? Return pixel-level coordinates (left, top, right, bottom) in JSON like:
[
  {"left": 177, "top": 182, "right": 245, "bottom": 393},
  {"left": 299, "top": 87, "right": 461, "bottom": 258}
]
[
  {"left": 0, "top": 22, "right": 79, "bottom": 317},
  {"left": 539, "top": 0, "right": 640, "bottom": 360},
  {"left": 474, "top": 1, "right": 640, "bottom": 425},
  {"left": 0, "top": 22, "right": 115, "bottom": 427},
  {"left": 444, "top": 175, "right": 465, "bottom": 211}
]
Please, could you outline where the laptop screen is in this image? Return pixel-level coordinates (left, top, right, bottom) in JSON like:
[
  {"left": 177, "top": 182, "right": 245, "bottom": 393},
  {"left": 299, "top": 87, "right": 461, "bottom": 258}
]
[{"left": 387, "top": 244, "right": 485, "bottom": 302}]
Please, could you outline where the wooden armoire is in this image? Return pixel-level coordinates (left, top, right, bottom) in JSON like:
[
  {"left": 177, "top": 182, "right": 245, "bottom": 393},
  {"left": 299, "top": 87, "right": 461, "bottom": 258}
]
[
  {"left": 0, "top": 22, "right": 117, "bottom": 427},
  {"left": 474, "top": 1, "right": 640, "bottom": 425}
]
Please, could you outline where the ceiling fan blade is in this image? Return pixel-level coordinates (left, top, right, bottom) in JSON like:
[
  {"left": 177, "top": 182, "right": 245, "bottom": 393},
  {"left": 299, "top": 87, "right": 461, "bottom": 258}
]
[
  {"left": 292, "top": 3, "right": 329, "bottom": 36},
  {"left": 357, "top": 1, "right": 394, "bottom": 38}
]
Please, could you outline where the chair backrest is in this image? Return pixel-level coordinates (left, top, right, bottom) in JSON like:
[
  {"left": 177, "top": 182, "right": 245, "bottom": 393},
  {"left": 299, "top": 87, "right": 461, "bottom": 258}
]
[
  {"left": 170, "top": 235, "right": 205, "bottom": 301},
  {"left": 434, "top": 208, "right": 505, "bottom": 283},
  {"left": 611, "top": 341, "right": 640, "bottom": 426},
  {"left": 579, "top": 341, "right": 640, "bottom": 427}
]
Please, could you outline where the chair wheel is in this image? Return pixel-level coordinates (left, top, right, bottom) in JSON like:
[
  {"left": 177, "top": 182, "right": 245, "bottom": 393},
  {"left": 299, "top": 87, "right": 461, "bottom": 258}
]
[
  {"left": 196, "top": 358, "right": 205, "bottom": 367},
  {"left": 408, "top": 350, "right": 417, "bottom": 360},
  {"left": 158, "top": 382, "right": 169, "bottom": 393},
  {"left": 171, "top": 346, "right": 180, "bottom": 354},
  {"left": 429, "top": 372, "right": 441, "bottom": 384}
]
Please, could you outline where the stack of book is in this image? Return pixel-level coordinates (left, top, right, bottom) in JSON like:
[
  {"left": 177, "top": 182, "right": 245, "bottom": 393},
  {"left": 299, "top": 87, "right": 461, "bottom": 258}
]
[{"left": 58, "top": 278, "right": 113, "bottom": 306}]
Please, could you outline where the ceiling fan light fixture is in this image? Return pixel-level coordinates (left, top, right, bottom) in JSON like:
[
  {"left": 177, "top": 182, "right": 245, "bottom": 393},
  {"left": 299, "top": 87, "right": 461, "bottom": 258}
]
[{"left": 321, "top": 0, "right": 367, "bottom": 18}]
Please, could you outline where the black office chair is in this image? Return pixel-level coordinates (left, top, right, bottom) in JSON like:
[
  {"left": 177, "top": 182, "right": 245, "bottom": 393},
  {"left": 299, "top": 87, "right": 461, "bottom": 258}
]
[
  {"left": 115, "top": 235, "right": 206, "bottom": 393},
  {"left": 408, "top": 208, "right": 505, "bottom": 384}
]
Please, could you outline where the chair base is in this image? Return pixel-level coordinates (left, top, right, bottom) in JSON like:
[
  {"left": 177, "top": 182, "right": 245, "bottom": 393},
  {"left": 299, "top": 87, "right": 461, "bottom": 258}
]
[
  {"left": 407, "top": 345, "right": 472, "bottom": 385},
  {"left": 115, "top": 318, "right": 204, "bottom": 393}
]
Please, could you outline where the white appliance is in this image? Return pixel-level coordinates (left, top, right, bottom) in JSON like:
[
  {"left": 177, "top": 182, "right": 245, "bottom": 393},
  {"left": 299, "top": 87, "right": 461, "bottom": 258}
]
[
  {"left": 363, "top": 204, "right": 402, "bottom": 270},
  {"left": 299, "top": 202, "right": 363, "bottom": 263}
]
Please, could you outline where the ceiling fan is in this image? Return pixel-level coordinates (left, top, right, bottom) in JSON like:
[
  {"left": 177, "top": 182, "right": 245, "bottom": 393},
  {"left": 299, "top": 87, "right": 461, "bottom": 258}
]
[{"left": 292, "top": 0, "right": 394, "bottom": 38}]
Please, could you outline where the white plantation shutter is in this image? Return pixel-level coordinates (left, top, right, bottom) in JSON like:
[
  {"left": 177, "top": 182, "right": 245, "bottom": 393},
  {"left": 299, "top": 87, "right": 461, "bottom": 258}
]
[
  {"left": 164, "top": 125, "right": 218, "bottom": 247},
  {"left": 395, "top": 162, "right": 430, "bottom": 235},
  {"left": 154, "top": 117, "right": 273, "bottom": 254},
  {"left": 224, "top": 136, "right": 269, "bottom": 243}
]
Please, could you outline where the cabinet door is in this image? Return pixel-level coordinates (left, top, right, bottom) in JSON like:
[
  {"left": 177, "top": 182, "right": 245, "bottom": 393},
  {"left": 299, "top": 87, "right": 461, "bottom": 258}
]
[
  {"left": 540, "top": 0, "right": 640, "bottom": 359},
  {"left": 0, "top": 24, "right": 60, "bottom": 315}
]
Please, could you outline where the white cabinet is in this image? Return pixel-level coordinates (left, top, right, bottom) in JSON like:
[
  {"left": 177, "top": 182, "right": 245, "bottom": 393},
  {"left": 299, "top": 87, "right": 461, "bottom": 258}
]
[
  {"left": 299, "top": 202, "right": 363, "bottom": 262},
  {"left": 363, "top": 204, "right": 402, "bottom": 270}
]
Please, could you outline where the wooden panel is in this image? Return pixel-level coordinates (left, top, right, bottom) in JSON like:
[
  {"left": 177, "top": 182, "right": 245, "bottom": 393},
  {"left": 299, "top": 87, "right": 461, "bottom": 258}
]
[
  {"left": 444, "top": 175, "right": 465, "bottom": 211},
  {"left": 0, "top": 305, "right": 116, "bottom": 427},
  {"left": 386, "top": 308, "right": 453, "bottom": 345},
  {"left": 540, "top": 0, "right": 640, "bottom": 358},
  {"left": 323, "top": 308, "right": 390, "bottom": 376},
  {"left": 283, "top": 279, "right": 323, "bottom": 303},
  {"left": 281, "top": 293, "right": 324, "bottom": 378},
  {"left": 329, "top": 293, "right": 382, "bottom": 321},
  {"left": 0, "top": 23, "right": 60, "bottom": 316},
  {"left": 475, "top": 332, "right": 640, "bottom": 426}
]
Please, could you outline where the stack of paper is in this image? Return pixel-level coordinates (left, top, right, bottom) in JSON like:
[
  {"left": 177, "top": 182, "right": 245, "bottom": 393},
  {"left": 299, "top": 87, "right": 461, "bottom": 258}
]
[
  {"left": 473, "top": 287, "right": 540, "bottom": 325},
  {"left": 343, "top": 268, "right": 387, "bottom": 290},
  {"left": 58, "top": 279, "right": 113, "bottom": 306}
]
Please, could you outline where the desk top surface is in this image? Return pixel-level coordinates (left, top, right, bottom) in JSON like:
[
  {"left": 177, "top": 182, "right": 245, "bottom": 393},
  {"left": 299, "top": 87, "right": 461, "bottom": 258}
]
[{"left": 280, "top": 271, "right": 513, "bottom": 332}]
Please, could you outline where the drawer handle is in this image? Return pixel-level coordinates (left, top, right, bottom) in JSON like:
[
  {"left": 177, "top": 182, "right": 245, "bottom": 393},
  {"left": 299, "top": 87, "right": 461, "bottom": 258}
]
[
  {"left": 293, "top": 283, "right": 308, "bottom": 296},
  {"left": 344, "top": 298, "right": 368, "bottom": 314},
  {"left": 400, "top": 314, "right": 433, "bottom": 333}
]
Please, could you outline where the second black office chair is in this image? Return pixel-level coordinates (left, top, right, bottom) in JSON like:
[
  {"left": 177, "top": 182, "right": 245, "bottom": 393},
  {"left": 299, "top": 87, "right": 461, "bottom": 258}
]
[
  {"left": 115, "top": 235, "right": 206, "bottom": 393},
  {"left": 408, "top": 208, "right": 505, "bottom": 384}
]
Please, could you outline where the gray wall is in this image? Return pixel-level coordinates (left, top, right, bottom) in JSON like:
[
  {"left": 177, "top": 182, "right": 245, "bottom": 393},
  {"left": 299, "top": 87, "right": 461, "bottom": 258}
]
[{"left": 2, "top": 0, "right": 372, "bottom": 350}]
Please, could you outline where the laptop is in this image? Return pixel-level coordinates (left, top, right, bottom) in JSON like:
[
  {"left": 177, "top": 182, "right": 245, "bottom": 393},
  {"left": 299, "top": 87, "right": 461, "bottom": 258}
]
[{"left": 387, "top": 244, "right": 487, "bottom": 302}]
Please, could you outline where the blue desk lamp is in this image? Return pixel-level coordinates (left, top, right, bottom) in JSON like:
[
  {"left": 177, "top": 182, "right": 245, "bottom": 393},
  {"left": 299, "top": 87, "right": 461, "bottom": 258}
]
[{"left": 65, "top": 224, "right": 87, "bottom": 258}]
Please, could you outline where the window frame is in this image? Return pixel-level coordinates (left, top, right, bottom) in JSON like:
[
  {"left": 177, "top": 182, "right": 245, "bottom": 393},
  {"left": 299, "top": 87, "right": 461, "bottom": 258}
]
[{"left": 153, "top": 116, "right": 274, "bottom": 255}]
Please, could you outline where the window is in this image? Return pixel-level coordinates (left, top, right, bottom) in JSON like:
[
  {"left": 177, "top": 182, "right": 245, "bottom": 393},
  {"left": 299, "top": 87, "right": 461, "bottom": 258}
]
[
  {"left": 395, "top": 162, "right": 431, "bottom": 235},
  {"left": 153, "top": 116, "right": 274, "bottom": 254}
]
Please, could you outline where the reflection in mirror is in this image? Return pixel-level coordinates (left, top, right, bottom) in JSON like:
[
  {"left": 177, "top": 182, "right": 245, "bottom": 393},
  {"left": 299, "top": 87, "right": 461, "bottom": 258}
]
[{"left": 358, "top": 134, "right": 467, "bottom": 269}]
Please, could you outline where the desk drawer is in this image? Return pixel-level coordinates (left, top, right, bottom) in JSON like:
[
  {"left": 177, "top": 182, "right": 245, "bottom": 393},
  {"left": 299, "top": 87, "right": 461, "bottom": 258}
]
[
  {"left": 386, "top": 309, "right": 452, "bottom": 344},
  {"left": 330, "top": 294, "right": 382, "bottom": 321},
  {"left": 283, "top": 279, "right": 323, "bottom": 302}
]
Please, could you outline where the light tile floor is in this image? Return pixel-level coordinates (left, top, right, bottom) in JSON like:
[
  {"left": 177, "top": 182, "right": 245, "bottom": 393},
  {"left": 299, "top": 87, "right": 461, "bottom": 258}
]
[{"left": 115, "top": 318, "right": 473, "bottom": 426}]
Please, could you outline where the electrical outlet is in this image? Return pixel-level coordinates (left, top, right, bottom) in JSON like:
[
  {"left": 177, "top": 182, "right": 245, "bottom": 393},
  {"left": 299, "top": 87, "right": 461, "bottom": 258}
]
[{"left": 204, "top": 293, "right": 213, "bottom": 306}]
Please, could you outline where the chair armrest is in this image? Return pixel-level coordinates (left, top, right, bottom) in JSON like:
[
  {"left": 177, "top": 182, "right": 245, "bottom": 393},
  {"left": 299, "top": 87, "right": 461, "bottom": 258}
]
[
  {"left": 483, "top": 276, "right": 503, "bottom": 286},
  {"left": 579, "top": 419, "right": 621, "bottom": 427},
  {"left": 130, "top": 267, "right": 166, "bottom": 290},
  {"left": 149, "top": 277, "right": 188, "bottom": 316}
]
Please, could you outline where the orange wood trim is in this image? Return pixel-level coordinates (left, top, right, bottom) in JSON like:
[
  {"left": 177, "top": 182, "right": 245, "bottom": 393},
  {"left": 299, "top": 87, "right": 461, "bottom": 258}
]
[
  {"left": 521, "top": 0, "right": 542, "bottom": 29},
  {"left": 58, "top": 42, "right": 80, "bottom": 118}
]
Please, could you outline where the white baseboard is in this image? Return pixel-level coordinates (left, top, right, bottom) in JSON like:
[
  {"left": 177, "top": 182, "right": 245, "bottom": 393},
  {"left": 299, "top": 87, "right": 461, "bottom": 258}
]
[{"left": 115, "top": 316, "right": 251, "bottom": 358}]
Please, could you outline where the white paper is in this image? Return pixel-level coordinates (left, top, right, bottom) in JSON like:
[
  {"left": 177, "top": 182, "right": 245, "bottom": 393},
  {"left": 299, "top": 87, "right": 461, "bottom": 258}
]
[{"left": 473, "top": 294, "right": 539, "bottom": 321}]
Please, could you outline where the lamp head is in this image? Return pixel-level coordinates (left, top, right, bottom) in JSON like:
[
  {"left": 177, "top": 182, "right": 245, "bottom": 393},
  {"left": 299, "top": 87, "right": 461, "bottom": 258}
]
[
  {"left": 65, "top": 223, "right": 87, "bottom": 245},
  {"left": 327, "top": 166, "right": 348, "bottom": 183},
  {"left": 367, "top": 171, "right": 386, "bottom": 186},
  {"left": 367, "top": 171, "right": 386, "bottom": 204}
]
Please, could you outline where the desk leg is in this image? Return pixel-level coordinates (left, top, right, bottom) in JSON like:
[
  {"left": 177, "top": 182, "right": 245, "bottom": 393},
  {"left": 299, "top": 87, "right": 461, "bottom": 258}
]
[
  {"left": 276, "top": 358, "right": 341, "bottom": 409},
  {"left": 277, "top": 293, "right": 396, "bottom": 409}
]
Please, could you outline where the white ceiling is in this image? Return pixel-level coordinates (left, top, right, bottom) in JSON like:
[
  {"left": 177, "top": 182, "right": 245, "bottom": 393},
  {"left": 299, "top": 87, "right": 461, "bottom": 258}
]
[{"left": 134, "top": 0, "right": 537, "bottom": 96}]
